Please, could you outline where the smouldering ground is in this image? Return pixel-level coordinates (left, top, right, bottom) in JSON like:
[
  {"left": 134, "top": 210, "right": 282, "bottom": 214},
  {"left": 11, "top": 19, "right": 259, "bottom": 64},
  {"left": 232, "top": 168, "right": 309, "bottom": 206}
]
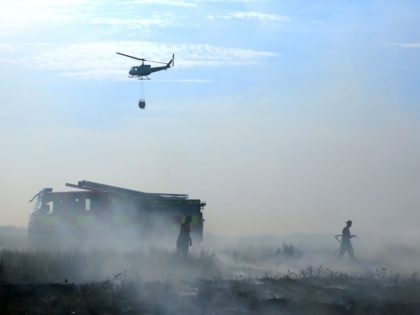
[
  {"left": 1, "top": 270, "right": 420, "bottom": 314},
  {"left": 1, "top": 249, "right": 420, "bottom": 315}
]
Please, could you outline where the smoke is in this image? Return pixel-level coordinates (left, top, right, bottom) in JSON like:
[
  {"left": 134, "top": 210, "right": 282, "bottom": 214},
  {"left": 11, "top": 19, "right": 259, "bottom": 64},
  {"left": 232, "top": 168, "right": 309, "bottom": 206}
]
[
  {"left": 2, "top": 224, "right": 420, "bottom": 286},
  {"left": 1, "top": 222, "right": 420, "bottom": 315},
  {"left": 2, "top": 98, "right": 419, "bottom": 239}
]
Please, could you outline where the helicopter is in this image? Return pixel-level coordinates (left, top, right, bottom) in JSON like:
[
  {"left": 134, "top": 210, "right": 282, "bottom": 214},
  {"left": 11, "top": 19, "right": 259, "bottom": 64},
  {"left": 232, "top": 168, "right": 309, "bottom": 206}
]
[
  {"left": 116, "top": 52, "right": 174, "bottom": 80},
  {"left": 117, "top": 52, "right": 174, "bottom": 109}
]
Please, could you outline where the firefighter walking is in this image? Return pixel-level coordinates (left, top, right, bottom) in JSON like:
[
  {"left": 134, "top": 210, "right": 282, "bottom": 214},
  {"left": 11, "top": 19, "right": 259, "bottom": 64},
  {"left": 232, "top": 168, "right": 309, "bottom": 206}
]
[
  {"left": 336, "top": 220, "right": 357, "bottom": 260},
  {"left": 176, "top": 216, "right": 192, "bottom": 256}
]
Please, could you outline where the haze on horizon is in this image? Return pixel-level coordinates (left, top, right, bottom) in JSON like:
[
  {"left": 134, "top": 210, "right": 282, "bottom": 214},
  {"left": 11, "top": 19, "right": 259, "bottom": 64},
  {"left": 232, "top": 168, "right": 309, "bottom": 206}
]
[{"left": 0, "top": 0, "right": 419, "bottom": 242}]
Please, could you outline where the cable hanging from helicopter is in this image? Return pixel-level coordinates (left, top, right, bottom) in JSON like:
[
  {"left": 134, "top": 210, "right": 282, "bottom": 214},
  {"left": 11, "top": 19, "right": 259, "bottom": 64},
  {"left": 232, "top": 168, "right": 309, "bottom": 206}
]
[
  {"left": 116, "top": 52, "right": 175, "bottom": 109},
  {"left": 139, "top": 79, "right": 145, "bottom": 109}
]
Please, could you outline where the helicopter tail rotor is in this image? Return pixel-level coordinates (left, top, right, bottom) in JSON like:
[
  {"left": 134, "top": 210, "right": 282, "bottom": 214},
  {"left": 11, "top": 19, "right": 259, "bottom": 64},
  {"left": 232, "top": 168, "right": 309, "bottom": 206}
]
[{"left": 166, "top": 54, "right": 175, "bottom": 68}]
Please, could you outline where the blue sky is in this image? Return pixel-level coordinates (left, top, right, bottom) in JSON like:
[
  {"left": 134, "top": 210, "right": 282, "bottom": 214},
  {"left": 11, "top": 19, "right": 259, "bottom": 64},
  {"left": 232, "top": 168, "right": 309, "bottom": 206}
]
[{"left": 0, "top": 0, "right": 419, "bottom": 239}]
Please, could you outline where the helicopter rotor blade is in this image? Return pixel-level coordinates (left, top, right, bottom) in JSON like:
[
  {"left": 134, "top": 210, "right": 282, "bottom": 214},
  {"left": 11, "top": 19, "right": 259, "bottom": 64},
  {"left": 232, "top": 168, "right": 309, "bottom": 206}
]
[
  {"left": 144, "top": 59, "right": 167, "bottom": 65},
  {"left": 116, "top": 52, "right": 145, "bottom": 62},
  {"left": 117, "top": 52, "right": 171, "bottom": 65}
]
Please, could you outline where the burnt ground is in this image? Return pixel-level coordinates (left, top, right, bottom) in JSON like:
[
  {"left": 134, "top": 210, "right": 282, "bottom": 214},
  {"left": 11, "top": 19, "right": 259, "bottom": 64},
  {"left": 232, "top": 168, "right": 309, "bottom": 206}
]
[
  {"left": 1, "top": 245, "right": 420, "bottom": 314},
  {"left": 1, "top": 275, "right": 420, "bottom": 315}
]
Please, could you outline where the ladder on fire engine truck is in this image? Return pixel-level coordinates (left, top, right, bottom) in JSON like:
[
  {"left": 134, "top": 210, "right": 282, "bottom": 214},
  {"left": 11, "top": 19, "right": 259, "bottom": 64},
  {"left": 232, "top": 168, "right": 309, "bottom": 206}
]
[{"left": 65, "top": 180, "right": 188, "bottom": 199}]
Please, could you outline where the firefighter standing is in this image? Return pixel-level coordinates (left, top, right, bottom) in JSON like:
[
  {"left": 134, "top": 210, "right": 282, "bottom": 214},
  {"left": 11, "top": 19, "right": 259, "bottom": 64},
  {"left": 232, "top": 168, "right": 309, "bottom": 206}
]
[
  {"left": 176, "top": 216, "right": 192, "bottom": 256},
  {"left": 338, "top": 220, "right": 356, "bottom": 260}
]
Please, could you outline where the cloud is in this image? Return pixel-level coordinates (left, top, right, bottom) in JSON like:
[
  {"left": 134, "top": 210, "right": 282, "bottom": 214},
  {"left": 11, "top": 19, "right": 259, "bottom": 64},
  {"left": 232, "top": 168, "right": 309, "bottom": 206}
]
[
  {"left": 124, "top": 0, "right": 262, "bottom": 5},
  {"left": 209, "top": 11, "right": 290, "bottom": 22},
  {"left": 28, "top": 41, "right": 277, "bottom": 79},
  {"left": 0, "top": 43, "right": 20, "bottom": 64},
  {"left": 122, "top": 0, "right": 197, "bottom": 7},
  {"left": 388, "top": 42, "right": 420, "bottom": 49},
  {"left": 0, "top": 43, "right": 17, "bottom": 52},
  {"left": 0, "top": 0, "right": 90, "bottom": 35},
  {"left": 89, "top": 16, "right": 175, "bottom": 29},
  {"left": 0, "top": 0, "right": 181, "bottom": 35},
  {"left": 0, "top": 0, "right": 282, "bottom": 37}
]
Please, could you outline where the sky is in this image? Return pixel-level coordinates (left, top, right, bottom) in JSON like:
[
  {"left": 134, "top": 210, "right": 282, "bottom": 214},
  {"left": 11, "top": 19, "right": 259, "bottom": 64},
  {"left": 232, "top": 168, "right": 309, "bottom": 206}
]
[{"left": 0, "top": 0, "right": 419, "bottom": 240}]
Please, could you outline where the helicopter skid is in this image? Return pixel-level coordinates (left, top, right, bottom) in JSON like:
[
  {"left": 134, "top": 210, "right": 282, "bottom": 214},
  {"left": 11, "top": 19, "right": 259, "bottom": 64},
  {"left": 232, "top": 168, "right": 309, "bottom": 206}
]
[{"left": 128, "top": 75, "right": 150, "bottom": 80}]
